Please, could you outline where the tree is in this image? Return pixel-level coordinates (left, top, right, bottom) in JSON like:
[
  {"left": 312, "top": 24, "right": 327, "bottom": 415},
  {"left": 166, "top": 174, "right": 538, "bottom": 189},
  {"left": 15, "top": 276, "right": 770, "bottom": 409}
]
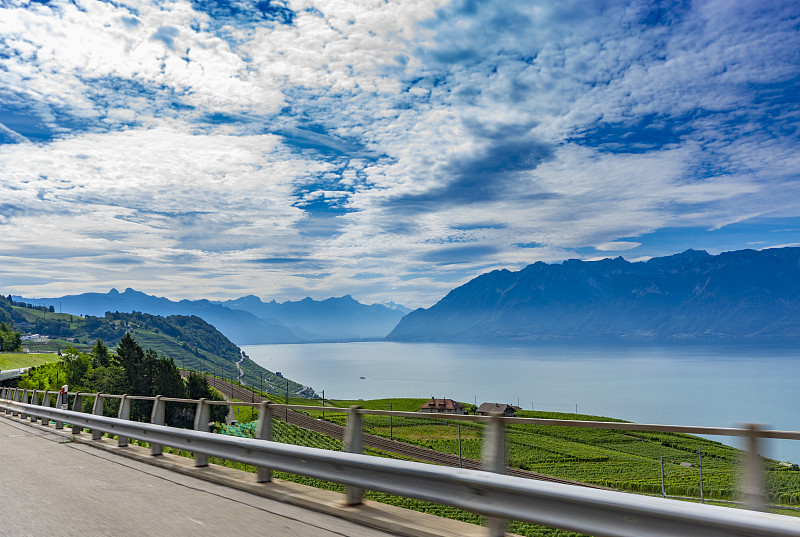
[
  {"left": 62, "top": 346, "right": 92, "bottom": 387},
  {"left": 18, "top": 361, "right": 67, "bottom": 392},
  {"left": 186, "top": 371, "right": 228, "bottom": 423},
  {"left": 152, "top": 356, "right": 185, "bottom": 399},
  {"left": 91, "top": 339, "right": 111, "bottom": 368},
  {"left": 115, "top": 332, "right": 144, "bottom": 394},
  {"left": 0, "top": 321, "right": 21, "bottom": 351},
  {"left": 186, "top": 371, "right": 210, "bottom": 399}
]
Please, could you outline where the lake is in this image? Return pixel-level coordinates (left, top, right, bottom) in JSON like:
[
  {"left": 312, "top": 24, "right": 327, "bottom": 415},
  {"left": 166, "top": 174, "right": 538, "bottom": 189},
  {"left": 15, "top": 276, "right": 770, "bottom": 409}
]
[{"left": 241, "top": 341, "right": 800, "bottom": 463}]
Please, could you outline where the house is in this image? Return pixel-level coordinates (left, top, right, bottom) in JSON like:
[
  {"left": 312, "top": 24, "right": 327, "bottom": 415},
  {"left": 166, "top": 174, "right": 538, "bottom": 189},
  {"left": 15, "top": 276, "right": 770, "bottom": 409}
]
[
  {"left": 420, "top": 397, "right": 466, "bottom": 415},
  {"left": 477, "top": 402, "right": 517, "bottom": 417}
]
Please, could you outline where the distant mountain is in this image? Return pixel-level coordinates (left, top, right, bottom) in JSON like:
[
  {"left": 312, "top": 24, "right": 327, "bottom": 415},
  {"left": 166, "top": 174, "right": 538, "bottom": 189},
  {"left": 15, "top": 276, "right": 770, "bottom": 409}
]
[
  {"left": 387, "top": 247, "right": 800, "bottom": 342},
  {"left": 219, "top": 294, "right": 408, "bottom": 340},
  {"left": 0, "top": 295, "right": 310, "bottom": 395},
  {"left": 13, "top": 288, "right": 300, "bottom": 345},
  {"left": 14, "top": 288, "right": 408, "bottom": 344}
]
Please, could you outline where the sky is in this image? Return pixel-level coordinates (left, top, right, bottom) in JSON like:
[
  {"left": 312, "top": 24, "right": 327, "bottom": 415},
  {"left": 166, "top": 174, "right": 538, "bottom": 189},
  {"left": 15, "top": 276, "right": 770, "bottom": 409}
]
[{"left": 0, "top": 0, "right": 799, "bottom": 308}]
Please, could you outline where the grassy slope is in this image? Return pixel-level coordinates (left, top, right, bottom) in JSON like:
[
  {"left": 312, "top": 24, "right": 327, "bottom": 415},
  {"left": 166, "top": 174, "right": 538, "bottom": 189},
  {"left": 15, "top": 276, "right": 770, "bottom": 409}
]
[
  {"left": 10, "top": 306, "right": 309, "bottom": 396},
  {"left": 0, "top": 353, "right": 60, "bottom": 370}
]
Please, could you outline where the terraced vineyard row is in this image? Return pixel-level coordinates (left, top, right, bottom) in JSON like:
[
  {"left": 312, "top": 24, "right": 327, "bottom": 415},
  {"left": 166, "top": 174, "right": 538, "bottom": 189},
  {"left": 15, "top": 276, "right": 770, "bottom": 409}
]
[
  {"left": 211, "top": 377, "right": 800, "bottom": 504},
  {"left": 212, "top": 377, "right": 598, "bottom": 487}
]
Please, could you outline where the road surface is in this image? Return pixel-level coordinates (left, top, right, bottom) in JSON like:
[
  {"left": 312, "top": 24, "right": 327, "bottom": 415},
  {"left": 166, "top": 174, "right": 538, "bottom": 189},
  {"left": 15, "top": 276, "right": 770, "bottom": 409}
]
[{"left": 0, "top": 416, "right": 404, "bottom": 537}]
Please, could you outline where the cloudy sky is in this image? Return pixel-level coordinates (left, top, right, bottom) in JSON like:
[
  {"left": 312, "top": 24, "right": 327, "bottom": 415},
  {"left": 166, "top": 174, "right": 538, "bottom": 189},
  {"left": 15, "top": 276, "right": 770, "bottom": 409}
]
[{"left": 1, "top": 0, "right": 798, "bottom": 308}]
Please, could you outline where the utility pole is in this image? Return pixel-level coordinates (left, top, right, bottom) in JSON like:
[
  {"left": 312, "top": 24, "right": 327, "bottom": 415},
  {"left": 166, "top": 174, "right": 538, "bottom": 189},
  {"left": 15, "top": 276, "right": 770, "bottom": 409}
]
[
  {"left": 458, "top": 423, "right": 462, "bottom": 468},
  {"left": 698, "top": 446, "right": 704, "bottom": 503}
]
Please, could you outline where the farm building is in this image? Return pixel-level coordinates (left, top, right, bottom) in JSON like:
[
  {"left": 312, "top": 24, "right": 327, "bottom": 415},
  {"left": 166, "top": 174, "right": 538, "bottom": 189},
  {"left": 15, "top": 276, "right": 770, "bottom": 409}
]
[
  {"left": 477, "top": 402, "right": 518, "bottom": 416},
  {"left": 420, "top": 397, "right": 466, "bottom": 414}
]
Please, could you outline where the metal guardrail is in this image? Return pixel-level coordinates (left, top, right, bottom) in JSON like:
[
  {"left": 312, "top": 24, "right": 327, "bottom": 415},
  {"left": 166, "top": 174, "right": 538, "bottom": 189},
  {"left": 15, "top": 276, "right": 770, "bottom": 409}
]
[
  {"left": 2, "top": 387, "right": 800, "bottom": 536},
  {"left": 0, "top": 367, "right": 28, "bottom": 381}
]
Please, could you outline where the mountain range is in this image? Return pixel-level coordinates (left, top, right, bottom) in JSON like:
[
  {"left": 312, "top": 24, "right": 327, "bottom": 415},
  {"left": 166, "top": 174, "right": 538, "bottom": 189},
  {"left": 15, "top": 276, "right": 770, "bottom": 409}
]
[
  {"left": 218, "top": 294, "right": 410, "bottom": 341},
  {"left": 12, "top": 288, "right": 408, "bottom": 345},
  {"left": 387, "top": 247, "right": 800, "bottom": 342}
]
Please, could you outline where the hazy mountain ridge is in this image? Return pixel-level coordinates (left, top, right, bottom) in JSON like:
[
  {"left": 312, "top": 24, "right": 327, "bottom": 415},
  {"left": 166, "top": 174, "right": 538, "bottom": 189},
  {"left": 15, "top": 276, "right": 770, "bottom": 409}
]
[
  {"left": 13, "top": 288, "right": 298, "bottom": 345},
  {"left": 219, "top": 294, "right": 407, "bottom": 340},
  {"left": 387, "top": 247, "right": 800, "bottom": 342},
  {"left": 14, "top": 288, "right": 407, "bottom": 344}
]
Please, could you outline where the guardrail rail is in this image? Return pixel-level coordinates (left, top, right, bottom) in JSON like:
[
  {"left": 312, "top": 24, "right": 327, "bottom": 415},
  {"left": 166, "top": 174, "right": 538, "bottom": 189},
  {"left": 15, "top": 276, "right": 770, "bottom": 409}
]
[{"left": 2, "top": 386, "right": 800, "bottom": 537}]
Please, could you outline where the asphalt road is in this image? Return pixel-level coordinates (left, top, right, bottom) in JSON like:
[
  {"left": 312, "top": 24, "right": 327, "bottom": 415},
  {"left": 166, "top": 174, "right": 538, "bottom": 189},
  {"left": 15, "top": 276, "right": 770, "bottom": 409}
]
[{"left": 0, "top": 416, "right": 402, "bottom": 537}]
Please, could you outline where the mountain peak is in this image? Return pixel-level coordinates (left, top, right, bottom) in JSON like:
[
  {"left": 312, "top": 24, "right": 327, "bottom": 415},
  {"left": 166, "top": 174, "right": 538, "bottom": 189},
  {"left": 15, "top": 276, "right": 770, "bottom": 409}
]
[{"left": 387, "top": 246, "right": 800, "bottom": 342}]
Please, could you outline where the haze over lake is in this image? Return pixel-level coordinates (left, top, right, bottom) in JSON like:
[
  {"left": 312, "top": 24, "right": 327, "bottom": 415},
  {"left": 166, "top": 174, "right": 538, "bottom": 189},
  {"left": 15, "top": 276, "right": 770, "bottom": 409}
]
[{"left": 243, "top": 341, "right": 800, "bottom": 464}]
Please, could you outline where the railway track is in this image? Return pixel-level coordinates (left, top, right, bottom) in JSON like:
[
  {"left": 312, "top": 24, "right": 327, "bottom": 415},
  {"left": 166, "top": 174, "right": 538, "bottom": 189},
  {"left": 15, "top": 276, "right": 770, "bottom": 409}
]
[{"left": 203, "top": 375, "right": 599, "bottom": 489}]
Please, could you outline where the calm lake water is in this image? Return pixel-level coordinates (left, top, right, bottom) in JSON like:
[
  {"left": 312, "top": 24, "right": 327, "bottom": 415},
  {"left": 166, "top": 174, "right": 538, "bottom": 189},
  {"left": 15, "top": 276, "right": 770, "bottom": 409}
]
[{"left": 242, "top": 341, "right": 800, "bottom": 463}]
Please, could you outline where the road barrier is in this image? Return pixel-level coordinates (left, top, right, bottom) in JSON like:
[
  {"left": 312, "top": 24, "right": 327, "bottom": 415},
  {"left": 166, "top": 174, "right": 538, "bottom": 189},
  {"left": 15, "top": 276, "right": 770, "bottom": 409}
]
[{"left": 2, "top": 387, "right": 800, "bottom": 536}]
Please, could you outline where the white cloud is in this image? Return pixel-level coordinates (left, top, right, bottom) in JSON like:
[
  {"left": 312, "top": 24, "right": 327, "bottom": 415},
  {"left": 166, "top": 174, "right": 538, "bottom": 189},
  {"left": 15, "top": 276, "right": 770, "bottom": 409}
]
[
  {"left": 0, "top": 0, "right": 798, "bottom": 307},
  {"left": 596, "top": 242, "right": 641, "bottom": 252}
]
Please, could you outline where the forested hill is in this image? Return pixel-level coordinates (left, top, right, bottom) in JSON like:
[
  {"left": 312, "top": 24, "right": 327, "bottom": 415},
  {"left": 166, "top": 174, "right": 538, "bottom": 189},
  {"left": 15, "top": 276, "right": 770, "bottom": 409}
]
[
  {"left": 0, "top": 296, "right": 310, "bottom": 395},
  {"left": 387, "top": 247, "right": 800, "bottom": 342}
]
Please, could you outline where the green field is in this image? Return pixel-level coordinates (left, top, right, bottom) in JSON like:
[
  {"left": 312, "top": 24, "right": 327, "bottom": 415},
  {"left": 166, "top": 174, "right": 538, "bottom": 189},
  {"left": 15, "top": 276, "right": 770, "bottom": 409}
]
[{"left": 0, "top": 352, "right": 60, "bottom": 370}]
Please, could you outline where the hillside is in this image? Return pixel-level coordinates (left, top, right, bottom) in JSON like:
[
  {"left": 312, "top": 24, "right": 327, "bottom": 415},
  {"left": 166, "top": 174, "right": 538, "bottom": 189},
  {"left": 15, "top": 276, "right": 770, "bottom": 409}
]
[
  {"left": 387, "top": 247, "right": 800, "bottom": 342},
  {"left": 0, "top": 296, "right": 311, "bottom": 396},
  {"left": 12, "top": 288, "right": 409, "bottom": 343},
  {"left": 10, "top": 288, "right": 300, "bottom": 345}
]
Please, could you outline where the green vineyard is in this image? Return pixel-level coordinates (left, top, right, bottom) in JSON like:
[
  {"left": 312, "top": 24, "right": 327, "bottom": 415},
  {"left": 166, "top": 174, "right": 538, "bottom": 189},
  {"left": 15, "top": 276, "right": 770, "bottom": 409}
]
[
  {"left": 300, "top": 402, "right": 800, "bottom": 505},
  {"left": 210, "top": 399, "right": 800, "bottom": 537}
]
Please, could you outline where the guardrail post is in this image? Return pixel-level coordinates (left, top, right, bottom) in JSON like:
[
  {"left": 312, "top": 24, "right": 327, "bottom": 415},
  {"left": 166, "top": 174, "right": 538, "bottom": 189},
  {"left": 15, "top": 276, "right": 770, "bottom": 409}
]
[
  {"left": 193, "top": 398, "right": 210, "bottom": 467},
  {"left": 256, "top": 401, "right": 273, "bottom": 482},
  {"left": 29, "top": 390, "right": 38, "bottom": 423},
  {"left": 20, "top": 389, "right": 28, "bottom": 420},
  {"left": 482, "top": 412, "right": 507, "bottom": 537},
  {"left": 91, "top": 393, "right": 104, "bottom": 440},
  {"left": 11, "top": 389, "right": 20, "bottom": 416},
  {"left": 71, "top": 393, "right": 83, "bottom": 435},
  {"left": 344, "top": 405, "right": 363, "bottom": 506},
  {"left": 54, "top": 390, "right": 64, "bottom": 429},
  {"left": 741, "top": 423, "right": 766, "bottom": 511},
  {"left": 117, "top": 395, "right": 131, "bottom": 447},
  {"left": 150, "top": 396, "right": 165, "bottom": 456},
  {"left": 40, "top": 390, "right": 51, "bottom": 427}
]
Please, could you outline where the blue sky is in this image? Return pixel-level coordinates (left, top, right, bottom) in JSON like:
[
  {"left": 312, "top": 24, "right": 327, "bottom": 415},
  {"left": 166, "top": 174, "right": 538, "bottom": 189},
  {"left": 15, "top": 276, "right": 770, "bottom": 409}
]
[{"left": 0, "top": 0, "right": 798, "bottom": 308}]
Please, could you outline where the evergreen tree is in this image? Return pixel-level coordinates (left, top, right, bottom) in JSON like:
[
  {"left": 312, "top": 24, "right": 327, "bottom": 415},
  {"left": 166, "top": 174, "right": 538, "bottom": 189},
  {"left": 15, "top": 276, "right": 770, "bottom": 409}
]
[
  {"left": 151, "top": 355, "right": 185, "bottom": 398},
  {"left": 91, "top": 339, "right": 111, "bottom": 367},
  {"left": 115, "top": 332, "right": 144, "bottom": 394},
  {"left": 186, "top": 371, "right": 228, "bottom": 423}
]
